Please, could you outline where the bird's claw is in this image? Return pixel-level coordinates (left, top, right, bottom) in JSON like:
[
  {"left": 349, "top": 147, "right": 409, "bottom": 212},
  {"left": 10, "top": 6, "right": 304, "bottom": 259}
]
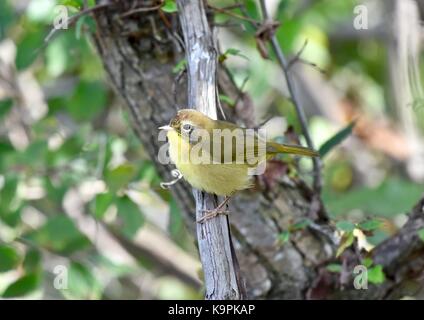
[{"left": 197, "top": 208, "right": 229, "bottom": 223}]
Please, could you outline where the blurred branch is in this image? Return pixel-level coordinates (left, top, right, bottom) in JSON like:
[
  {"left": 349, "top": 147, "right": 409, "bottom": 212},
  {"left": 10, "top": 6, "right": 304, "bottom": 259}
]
[
  {"left": 207, "top": 3, "right": 260, "bottom": 25},
  {"left": 63, "top": 188, "right": 202, "bottom": 290},
  {"left": 258, "top": 0, "right": 323, "bottom": 196},
  {"left": 43, "top": 3, "right": 111, "bottom": 47}
]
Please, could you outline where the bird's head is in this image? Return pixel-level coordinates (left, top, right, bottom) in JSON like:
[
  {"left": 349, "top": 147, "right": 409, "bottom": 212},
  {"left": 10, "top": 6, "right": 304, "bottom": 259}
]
[{"left": 159, "top": 109, "right": 212, "bottom": 136}]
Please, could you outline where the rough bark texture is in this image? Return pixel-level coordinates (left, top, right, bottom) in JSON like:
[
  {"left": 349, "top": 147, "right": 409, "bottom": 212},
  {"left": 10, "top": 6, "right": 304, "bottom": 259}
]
[
  {"left": 176, "top": 0, "right": 246, "bottom": 299},
  {"left": 92, "top": 0, "right": 424, "bottom": 299}
]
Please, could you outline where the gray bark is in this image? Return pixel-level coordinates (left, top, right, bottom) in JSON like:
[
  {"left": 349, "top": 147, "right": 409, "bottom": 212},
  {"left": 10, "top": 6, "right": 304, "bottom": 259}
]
[
  {"left": 92, "top": 0, "right": 424, "bottom": 299},
  {"left": 176, "top": 0, "right": 246, "bottom": 299}
]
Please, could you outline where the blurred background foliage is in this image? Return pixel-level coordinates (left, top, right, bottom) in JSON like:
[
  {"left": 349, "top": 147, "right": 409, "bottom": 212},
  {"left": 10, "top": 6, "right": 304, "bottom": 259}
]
[{"left": 0, "top": 0, "right": 423, "bottom": 299}]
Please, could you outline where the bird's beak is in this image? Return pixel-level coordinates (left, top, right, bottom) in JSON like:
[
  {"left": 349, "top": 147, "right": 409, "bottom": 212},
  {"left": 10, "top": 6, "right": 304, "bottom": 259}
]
[{"left": 158, "top": 125, "right": 173, "bottom": 131}]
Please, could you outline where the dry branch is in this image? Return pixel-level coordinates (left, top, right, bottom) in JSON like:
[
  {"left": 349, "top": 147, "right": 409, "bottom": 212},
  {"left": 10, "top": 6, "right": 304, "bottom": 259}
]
[{"left": 176, "top": 0, "right": 246, "bottom": 300}]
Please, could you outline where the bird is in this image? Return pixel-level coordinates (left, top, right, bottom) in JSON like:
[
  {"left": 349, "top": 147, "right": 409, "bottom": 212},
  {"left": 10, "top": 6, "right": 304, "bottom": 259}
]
[{"left": 160, "top": 109, "right": 319, "bottom": 222}]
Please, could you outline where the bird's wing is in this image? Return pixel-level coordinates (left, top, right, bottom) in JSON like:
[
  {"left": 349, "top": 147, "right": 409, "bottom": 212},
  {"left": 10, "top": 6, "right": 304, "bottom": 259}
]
[{"left": 204, "top": 121, "right": 267, "bottom": 166}]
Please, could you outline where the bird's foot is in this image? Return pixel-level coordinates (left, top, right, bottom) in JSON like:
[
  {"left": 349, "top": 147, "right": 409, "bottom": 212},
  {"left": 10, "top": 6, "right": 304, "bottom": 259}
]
[{"left": 197, "top": 208, "right": 229, "bottom": 223}]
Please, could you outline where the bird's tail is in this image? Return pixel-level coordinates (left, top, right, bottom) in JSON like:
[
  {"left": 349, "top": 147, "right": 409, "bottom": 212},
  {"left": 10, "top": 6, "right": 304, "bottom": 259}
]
[{"left": 267, "top": 142, "right": 319, "bottom": 157}]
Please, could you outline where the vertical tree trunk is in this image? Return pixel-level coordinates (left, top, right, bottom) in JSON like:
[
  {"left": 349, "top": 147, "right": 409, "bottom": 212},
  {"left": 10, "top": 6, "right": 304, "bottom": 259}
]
[{"left": 176, "top": 0, "right": 246, "bottom": 299}]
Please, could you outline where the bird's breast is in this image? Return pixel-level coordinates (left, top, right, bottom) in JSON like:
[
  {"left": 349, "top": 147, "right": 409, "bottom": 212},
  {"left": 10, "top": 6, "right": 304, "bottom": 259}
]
[{"left": 167, "top": 130, "right": 252, "bottom": 196}]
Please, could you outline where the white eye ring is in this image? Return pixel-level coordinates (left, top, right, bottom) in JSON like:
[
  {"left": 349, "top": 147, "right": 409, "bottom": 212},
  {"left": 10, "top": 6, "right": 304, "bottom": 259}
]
[{"left": 182, "top": 123, "right": 193, "bottom": 133}]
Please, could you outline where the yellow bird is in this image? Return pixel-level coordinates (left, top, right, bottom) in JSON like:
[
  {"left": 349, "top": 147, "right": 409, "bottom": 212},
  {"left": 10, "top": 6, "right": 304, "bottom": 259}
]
[{"left": 160, "top": 109, "right": 319, "bottom": 222}]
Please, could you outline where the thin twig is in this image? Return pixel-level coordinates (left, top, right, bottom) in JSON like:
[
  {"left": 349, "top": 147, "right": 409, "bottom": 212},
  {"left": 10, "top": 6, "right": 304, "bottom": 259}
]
[
  {"left": 233, "top": 75, "right": 249, "bottom": 107},
  {"left": 259, "top": 0, "right": 322, "bottom": 193},
  {"left": 208, "top": 3, "right": 260, "bottom": 26},
  {"left": 287, "top": 39, "right": 326, "bottom": 74},
  {"left": 287, "top": 39, "right": 309, "bottom": 70},
  {"left": 121, "top": 2, "right": 163, "bottom": 18},
  {"left": 44, "top": 3, "right": 111, "bottom": 45}
]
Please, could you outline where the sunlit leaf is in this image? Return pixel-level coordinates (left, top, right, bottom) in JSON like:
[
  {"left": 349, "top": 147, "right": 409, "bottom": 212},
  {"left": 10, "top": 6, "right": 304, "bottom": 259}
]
[
  {"left": 161, "top": 0, "right": 178, "bottom": 13},
  {"left": 368, "top": 265, "right": 385, "bottom": 284},
  {"left": 336, "top": 231, "right": 354, "bottom": 257},
  {"left": 60, "top": 0, "right": 83, "bottom": 9}
]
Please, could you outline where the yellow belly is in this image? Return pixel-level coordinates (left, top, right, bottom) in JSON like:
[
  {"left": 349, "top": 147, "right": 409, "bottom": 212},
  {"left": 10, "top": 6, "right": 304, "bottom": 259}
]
[{"left": 167, "top": 131, "right": 252, "bottom": 196}]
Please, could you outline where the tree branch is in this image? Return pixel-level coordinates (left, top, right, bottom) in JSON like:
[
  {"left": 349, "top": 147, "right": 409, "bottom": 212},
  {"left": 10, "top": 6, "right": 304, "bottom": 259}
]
[
  {"left": 258, "top": 0, "right": 322, "bottom": 194},
  {"left": 176, "top": 0, "right": 246, "bottom": 300}
]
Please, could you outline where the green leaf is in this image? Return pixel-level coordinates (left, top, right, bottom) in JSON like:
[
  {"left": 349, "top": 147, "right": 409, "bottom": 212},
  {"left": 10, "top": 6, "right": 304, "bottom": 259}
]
[
  {"left": 219, "top": 94, "right": 235, "bottom": 106},
  {"left": 60, "top": 0, "right": 83, "bottom": 9},
  {"left": 326, "top": 263, "right": 342, "bottom": 273},
  {"left": 336, "top": 231, "right": 354, "bottom": 257},
  {"left": 418, "top": 228, "right": 424, "bottom": 242},
  {"left": 336, "top": 220, "right": 355, "bottom": 232},
  {"left": 289, "top": 218, "right": 311, "bottom": 231},
  {"left": 67, "top": 80, "right": 107, "bottom": 121},
  {"left": 0, "top": 245, "right": 20, "bottom": 272},
  {"left": 75, "top": 15, "right": 96, "bottom": 39},
  {"left": 116, "top": 196, "right": 144, "bottom": 238},
  {"left": 278, "top": 230, "right": 290, "bottom": 244},
  {"left": 324, "top": 178, "right": 424, "bottom": 217},
  {"left": 219, "top": 48, "right": 249, "bottom": 63},
  {"left": 20, "top": 140, "right": 48, "bottom": 167},
  {"left": 172, "top": 58, "right": 187, "bottom": 73},
  {"left": 23, "top": 249, "right": 41, "bottom": 273},
  {"left": 224, "top": 48, "right": 249, "bottom": 60},
  {"left": 91, "top": 192, "right": 114, "bottom": 219},
  {"left": 15, "top": 27, "right": 44, "bottom": 70},
  {"left": 0, "top": 174, "right": 18, "bottom": 211},
  {"left": 161, "top": 0, "right": 178, "bottom": 13},
  {"left": 0, "top": 0, "right": 14, "bottom": 41},
  {"left": 358, "top": 219, "right": 382, "bottom": 231},
  {"left": 319, "top": 121, "right": 355, "bottom": 157},
  {"left": 24, "top": 215, "right": 90, "bottom": 254},
  {"left": 105, "top": 163, "right": 137, "bottom": 193},
  {"left": 66, "top": 262, "right": 101, "bottom": 299},
  {"left": 0, "top": 98, "right": 13, "bottom": 119},
  {"left": 368, "top": 265, "right": 385, "bottom": 284},
  {"left": 2, "top": 273, "right": 40, "bottom": 298},
  {"left": 362, "top": 257, "right": 373, "bottom": 268}
]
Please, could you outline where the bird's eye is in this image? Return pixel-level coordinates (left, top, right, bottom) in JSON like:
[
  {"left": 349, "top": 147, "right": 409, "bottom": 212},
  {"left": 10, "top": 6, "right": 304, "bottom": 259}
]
[{"left": 182, "top": 123, "right": 193, "bottom": 133}]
